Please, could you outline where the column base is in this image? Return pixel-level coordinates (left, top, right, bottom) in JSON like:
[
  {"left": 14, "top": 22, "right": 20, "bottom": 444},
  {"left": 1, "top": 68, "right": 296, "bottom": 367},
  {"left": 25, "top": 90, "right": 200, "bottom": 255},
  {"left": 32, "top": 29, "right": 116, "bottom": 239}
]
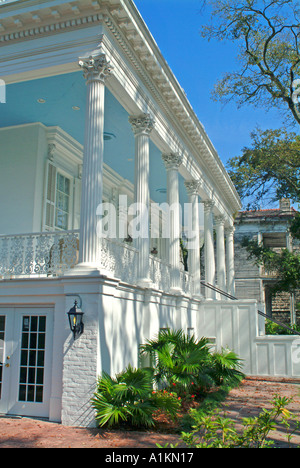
[
  {"left": 169, "top": 286, "right": 183, "bottom": 296},
  {"left": 64, "top": 262, "right": 110, "bottom": 278},
  {"left": 192, "top": 294, "right": 203, "bottom": 301},
  {"left": 137, "top": 278, "right": 153, "bottom": 289}
]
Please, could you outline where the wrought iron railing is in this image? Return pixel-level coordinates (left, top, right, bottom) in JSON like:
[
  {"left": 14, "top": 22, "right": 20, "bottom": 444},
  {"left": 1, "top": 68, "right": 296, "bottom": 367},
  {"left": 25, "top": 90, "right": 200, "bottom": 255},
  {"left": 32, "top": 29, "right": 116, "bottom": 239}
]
[
  {"left": 0, "top": 230, "right": 79, "bottom": 278},
  {"left": 0, "top": 231, "right": 195, "bottom": 296}
]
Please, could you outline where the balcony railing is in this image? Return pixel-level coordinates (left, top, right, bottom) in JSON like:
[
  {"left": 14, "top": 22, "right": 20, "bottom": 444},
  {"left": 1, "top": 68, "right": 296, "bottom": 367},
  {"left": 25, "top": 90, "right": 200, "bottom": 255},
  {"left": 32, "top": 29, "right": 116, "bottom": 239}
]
[
  {"left": 98, "top": 237, "right": 139, "bottom": 285},
  {"left": 0, "top": 230, "right": 80, "bottom": 278},
  {"left": 0, "top": 231, "right": 194, "bottom": 295},
  {"left": 261, "top": 266, "right": 278, "bottom": 278}
]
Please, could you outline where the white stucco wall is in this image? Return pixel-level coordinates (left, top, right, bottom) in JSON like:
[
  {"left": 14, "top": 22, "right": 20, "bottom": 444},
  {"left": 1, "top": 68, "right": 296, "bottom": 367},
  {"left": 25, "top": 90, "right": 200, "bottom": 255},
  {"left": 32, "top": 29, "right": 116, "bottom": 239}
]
[
  {"left": 0, "top": 275, "right": 299, "bottom": 427},
  {"left": 0, "top": 124, "right": 46, "bottom": 234}
]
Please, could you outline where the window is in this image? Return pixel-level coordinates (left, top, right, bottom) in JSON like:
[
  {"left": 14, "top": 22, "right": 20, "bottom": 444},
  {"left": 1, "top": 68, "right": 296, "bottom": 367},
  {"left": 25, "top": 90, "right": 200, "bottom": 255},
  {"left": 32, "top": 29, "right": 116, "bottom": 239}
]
[
  {"left": 263, "top": 232, "right": 287, "bottom": 249},
  {"left": 55, "top": 173, "right": 70, "bottom": 230},
  {"left": 44, "top": 162, "right": 72, "bottom": 231},
  {"left": 18, "top": 315, "right": 46, "bottom": 403}
]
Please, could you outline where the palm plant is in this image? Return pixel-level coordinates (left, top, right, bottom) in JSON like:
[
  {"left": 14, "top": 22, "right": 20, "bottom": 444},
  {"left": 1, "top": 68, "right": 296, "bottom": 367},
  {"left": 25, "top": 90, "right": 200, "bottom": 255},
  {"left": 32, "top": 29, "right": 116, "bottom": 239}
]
[
  {"left": 92, "top": 364, "right": 180, "bottom": 428},
  {"left": 140, "top": 329, "right": 244, "bottom": 397},
  {"left": 208, "top": 349, "right": 244, "bottom": 387},
  {"left": 140, "top": 329, "right": 213, "bottom": 394}
]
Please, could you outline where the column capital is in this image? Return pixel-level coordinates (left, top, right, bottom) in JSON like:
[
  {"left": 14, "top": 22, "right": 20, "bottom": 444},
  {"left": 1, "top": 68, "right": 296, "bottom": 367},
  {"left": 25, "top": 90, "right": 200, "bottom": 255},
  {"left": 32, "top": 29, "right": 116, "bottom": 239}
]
[
  {"left": 129, "top": 113, "right": 155, "bottom": 136},
  {"left": 214, "top": 215, "right": 226, "bottom": 226},
  {"left": 225, "top": 225, "right": 235, "bottom": 235},
  {"left": 203, "top": 200, "right": 215, "bottom": 211},
  {"left": 162, "top": 153, "right": 183, "bottom": 170},
  {"left": 79, "top": 54, "right": 113, "bottom": 83},
  {"left": 184, "top": 179, "right": 200, "bottom": 196}
]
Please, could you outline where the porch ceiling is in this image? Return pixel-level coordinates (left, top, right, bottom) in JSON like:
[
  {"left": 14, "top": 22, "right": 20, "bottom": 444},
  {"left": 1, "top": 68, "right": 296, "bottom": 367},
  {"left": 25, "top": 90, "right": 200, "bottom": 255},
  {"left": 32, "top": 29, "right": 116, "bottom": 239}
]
[{"left": 0, "top": 71, "right": 188, "bottom": 206}]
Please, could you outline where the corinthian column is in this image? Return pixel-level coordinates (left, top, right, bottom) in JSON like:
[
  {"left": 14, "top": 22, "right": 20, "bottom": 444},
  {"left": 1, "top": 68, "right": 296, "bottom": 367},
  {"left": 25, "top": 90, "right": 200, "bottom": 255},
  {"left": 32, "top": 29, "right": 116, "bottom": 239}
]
[
  {"left": 226, "top": 224, "right": 236, "bottom": 297},
  {"left": 215, "top": 215, "right": 227, "bottom": 296},
  {"left": 203, "top": 200, "right": 216, "bottom": 299},
  {"left": 162, "top": 153, "right": 183, "bottom": 294},
  {"left": 184, "top": 180, "right": 202, "bottom": 299},
  {"left": 129, "top": 113, "right": 155, "bottom": 288},
  {"left": 77, "top": 54, "right": 112, "bottom": 272}
]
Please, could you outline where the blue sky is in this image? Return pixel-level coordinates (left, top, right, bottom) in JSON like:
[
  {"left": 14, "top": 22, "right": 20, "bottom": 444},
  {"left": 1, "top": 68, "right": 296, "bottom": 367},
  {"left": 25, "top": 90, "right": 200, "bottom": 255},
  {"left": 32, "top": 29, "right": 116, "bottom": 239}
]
[{"left": 134, "top": 0, "right": 284, "bottom": 168}]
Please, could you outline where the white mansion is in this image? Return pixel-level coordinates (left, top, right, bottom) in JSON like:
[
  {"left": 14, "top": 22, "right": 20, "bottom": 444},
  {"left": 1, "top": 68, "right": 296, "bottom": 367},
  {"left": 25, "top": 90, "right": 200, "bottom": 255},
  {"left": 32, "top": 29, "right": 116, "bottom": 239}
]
[{"left": 0, "top": 0, "right": 299, "bottom": 427}]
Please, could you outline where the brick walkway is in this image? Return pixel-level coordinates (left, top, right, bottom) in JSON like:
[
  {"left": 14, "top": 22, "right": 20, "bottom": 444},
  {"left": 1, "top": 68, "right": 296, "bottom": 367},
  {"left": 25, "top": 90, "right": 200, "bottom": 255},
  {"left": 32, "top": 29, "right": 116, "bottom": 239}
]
[{"left": 0, "top": 377, "right": 299, "bottom": 448}]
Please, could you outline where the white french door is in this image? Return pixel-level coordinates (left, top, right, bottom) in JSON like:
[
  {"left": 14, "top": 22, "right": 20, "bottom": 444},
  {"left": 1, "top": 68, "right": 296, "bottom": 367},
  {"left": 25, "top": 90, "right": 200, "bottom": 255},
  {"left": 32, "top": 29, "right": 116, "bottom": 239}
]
[{"left": 0, "top": 307, "right": 53, "bottom": 418}]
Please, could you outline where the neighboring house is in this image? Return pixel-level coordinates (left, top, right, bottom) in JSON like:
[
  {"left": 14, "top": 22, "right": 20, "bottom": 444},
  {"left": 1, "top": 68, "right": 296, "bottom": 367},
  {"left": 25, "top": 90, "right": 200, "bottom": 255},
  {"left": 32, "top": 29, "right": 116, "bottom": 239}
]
[
  {"left": 0, "top": 0, "right": 299, "bottom": 427},
  {"left": 234, "top": 199, "right": 300, "bottom": 325}
]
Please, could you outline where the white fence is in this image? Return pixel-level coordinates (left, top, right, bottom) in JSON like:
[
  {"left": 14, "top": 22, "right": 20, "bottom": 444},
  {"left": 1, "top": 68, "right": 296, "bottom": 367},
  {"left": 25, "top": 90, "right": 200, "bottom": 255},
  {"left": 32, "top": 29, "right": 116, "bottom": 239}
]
[{"left": 198, "top": 300, "right": 300, "bottom": 379}]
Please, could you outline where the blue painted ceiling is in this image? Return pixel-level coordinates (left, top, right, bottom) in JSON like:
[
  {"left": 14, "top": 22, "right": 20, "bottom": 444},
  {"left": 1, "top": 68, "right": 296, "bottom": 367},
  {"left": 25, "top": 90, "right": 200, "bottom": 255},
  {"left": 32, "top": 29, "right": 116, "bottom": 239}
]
[{"left": 0, "top": 71, "right": 187, "bottom": 205}]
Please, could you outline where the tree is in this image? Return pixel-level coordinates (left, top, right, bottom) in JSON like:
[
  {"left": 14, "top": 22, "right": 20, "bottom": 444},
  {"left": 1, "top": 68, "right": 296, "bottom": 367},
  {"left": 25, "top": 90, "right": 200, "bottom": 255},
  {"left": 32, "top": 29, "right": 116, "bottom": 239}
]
[
  {"left": 200, "top": 0, "right": 300, "bottom": 320},
  {"left": 201, "top": 0, "right": 300, "bottom": 126},
  {"left": 227, "top": 126, "right": 300, "bottom": 303},
  {"left": 227, "top": 127, "right": 300, "bottom": 210},
  {"left": 241, "top": 236, "right": 300, "bottom": 293}
]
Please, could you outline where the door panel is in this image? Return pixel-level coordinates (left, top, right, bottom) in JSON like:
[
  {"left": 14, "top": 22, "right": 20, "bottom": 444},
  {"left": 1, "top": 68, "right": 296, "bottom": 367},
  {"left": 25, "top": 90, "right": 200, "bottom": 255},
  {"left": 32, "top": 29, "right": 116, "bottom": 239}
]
[
  {"left": 0, "top": 312, "right": 14, "bottom": 414},
  {"left": 0, "top": 308, "right": 53, "bottom": 418},
  {"left": 0, "top": 315, "right": 5, "bottom": 400}
]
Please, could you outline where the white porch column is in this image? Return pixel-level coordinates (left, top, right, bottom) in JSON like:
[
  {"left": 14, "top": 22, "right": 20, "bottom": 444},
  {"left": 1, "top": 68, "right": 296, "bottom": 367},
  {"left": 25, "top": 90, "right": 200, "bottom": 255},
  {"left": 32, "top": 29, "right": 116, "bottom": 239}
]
[
  {"left": 215, "top": 215, "right": 227, "bottom": 296},
  {"left": 203, "top": 200, "right": 216, "bottom": 299},
  {"left": 226, "top": 224, "right": 236, "bottom": 297},
  {"left": 129, "top": 114, "right": 154, "bottom": 288},
  {"left": 77, "top": 54, "right": 112, "bottom": 273},
  {"left": 162, "top": 153, "right": 183, "bottom": 294},
  {"left": 184, "top": 180, "right": 202, "bottom": 299}
]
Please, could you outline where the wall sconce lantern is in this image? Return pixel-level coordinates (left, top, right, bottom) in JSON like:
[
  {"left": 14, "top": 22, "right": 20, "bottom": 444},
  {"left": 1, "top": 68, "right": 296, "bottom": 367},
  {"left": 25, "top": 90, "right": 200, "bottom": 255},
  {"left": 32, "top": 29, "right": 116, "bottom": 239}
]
[{"left": 67, "top": 300, "right": 84, "bottom": 340}]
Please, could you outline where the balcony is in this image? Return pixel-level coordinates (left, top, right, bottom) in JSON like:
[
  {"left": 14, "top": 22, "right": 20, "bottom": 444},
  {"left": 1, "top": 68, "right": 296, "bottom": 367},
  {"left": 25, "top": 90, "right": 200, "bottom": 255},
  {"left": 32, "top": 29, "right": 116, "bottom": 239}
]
[{"left": 0, "top": 231, "right": 194, "bottom": 295}]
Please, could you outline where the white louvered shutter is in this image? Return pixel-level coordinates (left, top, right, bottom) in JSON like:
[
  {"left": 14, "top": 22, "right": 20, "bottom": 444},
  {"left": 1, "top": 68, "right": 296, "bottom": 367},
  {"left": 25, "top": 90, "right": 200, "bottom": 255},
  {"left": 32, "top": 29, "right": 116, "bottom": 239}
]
[{"left": 45, "top": 162, "right": 57, "bottom": 230}]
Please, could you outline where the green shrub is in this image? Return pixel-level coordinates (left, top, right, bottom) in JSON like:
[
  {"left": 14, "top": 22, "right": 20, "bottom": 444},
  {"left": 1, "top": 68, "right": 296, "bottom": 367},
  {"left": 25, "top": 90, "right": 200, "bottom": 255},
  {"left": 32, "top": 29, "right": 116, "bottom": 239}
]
[
  {"left": 92, "top": 330, "right": 245, "bottom": 430},
  {"left": 140, "top": 329, "right": 244, "bottom": 398},
  {"left": 92, "top": 365, "right": 181, "bottom": 428},
  {"left": 179, "top": 395, "right": 300, "bottom": 448},
  {"left": 265, "top": 320, "right": 300, "bottom": 335}
]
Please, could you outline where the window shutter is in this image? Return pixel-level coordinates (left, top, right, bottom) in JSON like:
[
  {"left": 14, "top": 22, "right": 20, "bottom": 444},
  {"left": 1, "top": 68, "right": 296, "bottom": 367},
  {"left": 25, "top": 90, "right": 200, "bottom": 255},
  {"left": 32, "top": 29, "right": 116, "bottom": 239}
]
[{"left": 45, "top": 162, "right": 56, "bottom": 230}]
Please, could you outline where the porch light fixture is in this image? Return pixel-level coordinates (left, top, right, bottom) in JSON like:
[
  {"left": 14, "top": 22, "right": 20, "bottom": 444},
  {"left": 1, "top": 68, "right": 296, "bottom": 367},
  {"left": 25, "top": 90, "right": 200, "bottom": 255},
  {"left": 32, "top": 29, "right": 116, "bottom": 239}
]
[{"left": 67, "top": 300, "right": 84, "bottom": 340}]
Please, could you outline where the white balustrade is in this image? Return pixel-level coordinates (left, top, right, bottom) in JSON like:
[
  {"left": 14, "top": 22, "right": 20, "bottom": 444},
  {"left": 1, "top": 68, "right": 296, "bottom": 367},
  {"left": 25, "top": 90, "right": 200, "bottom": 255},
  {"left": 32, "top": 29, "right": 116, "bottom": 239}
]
[
  {"left": 0, "top": 231, "right": 195, "bottom": 295},
  {"left": 180, "top": 269, "right": 194, "bottom": 296},
  {"left": 0, "top": 231, "right": 80, "bottom": 278},
  {"left": 149, "top": 254, "right": 171, "bottom": 292},
  {"left": 98, "top": 237, "right": 139, "bottom": 285}
]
